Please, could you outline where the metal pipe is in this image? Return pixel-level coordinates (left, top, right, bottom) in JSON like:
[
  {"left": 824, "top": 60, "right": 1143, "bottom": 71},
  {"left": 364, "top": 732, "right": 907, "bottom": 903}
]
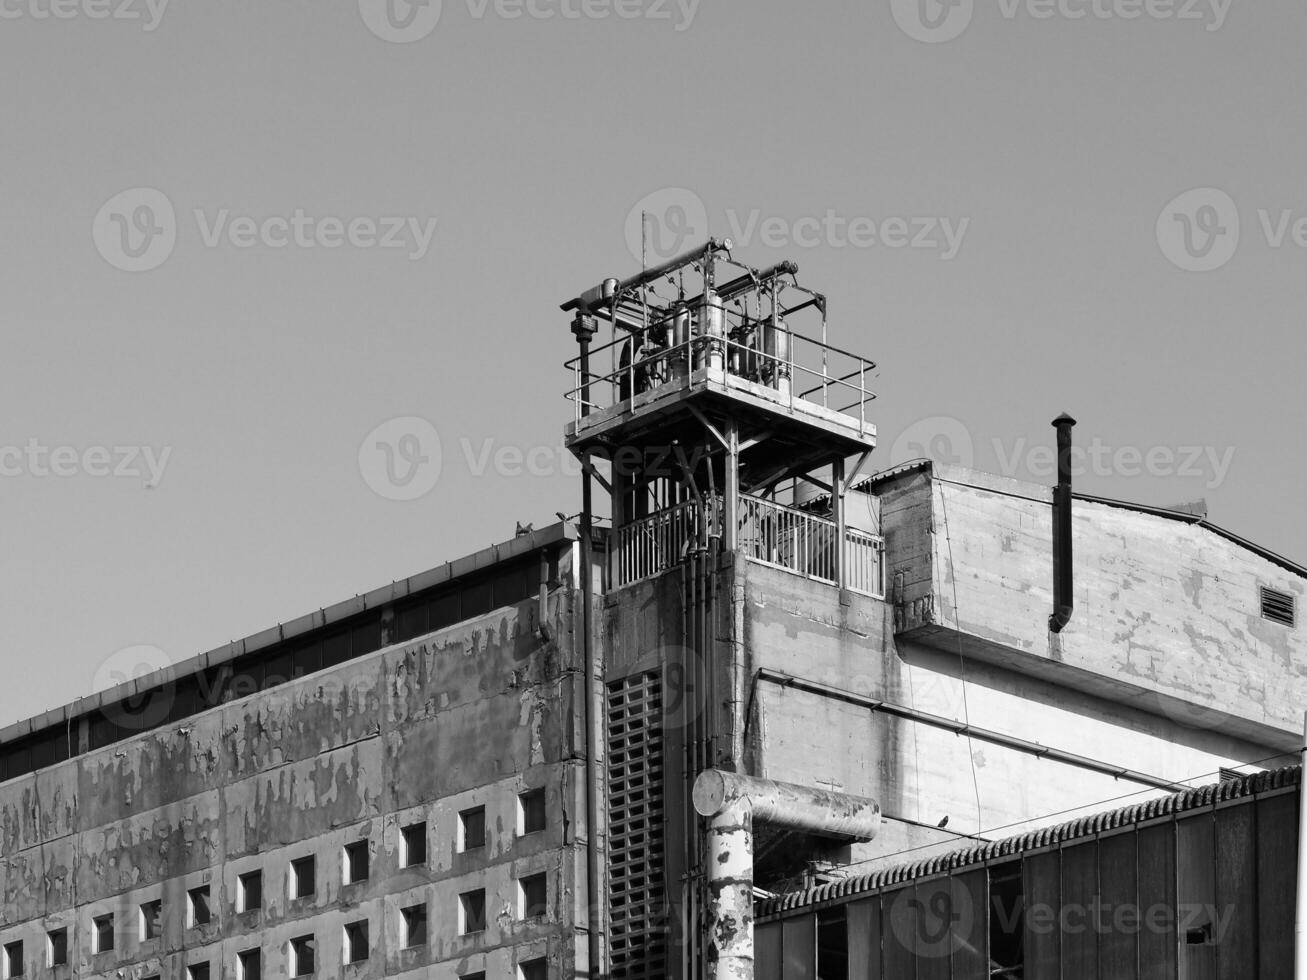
[
  {"left": 692, "top": 770, "right": 880, "bottom": 980},
  {"left": 1049, "top": 413, "right": 1077, "bottom": 633},
  {"left": 560, "top": 239, "right": 732, "bottom": 314},
  {"left": 1296, "top": 710, "right": 1307, "bottom": 980}
]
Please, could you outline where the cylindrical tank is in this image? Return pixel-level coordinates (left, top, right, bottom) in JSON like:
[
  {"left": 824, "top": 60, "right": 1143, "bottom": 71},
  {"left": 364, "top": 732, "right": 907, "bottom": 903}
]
[
  {"left": 670, "top": 304, "right": 692, "bottom": 381},
  {"left": 700, "top": 288, "right": 725, "bottom": 372},
  {"left": 761, "top": 316, "right": 791, "bottom": 396}
]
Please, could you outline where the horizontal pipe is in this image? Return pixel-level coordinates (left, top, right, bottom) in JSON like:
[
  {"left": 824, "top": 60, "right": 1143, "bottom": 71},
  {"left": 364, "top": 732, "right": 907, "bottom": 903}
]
[
  {"left": 693, "top": 769, "right": 881, "bottom": 841},
  {"left": 755, "top": 670, "right": 1191, "bottom": 793},
  {"left": 560, "top": 239, "right": 732, "bottom": 313}
]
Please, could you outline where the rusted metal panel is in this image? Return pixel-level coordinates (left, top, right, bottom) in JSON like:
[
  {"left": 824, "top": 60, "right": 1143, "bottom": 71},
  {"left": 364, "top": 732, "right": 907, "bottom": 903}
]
[
  {"left": 950, "top": 870, "right": 987, "bottom": 980},
  {"left": 846, "top": 896, "right": 879, "bottom": 980},
  {"left": 1214, "top": 802, "right": 1256, "bottom": 980},
  {"left": 1138, "top": 822, "right": 1177, "bottom": 980},
  {"left": 781, "top": 912, "right": 815, "bottom": 980},
  {"left": 1177, "top": 815, "right": 1217, "bottom": 980},
  {"left": 1098, "top": 830, "right": 1139, "bottom": 977},
  {"left": 1256, "top": 792, "right": 1296, "bottom": 980},
  {"left": 756, "top": 920, "right": 783, "bottom": 980},
  {"left": 1061, "top": 842, "right": 1098, "bottom": 978},
  {"left": 1024, "top": 851, "right": 1060, "bottom": 980}
]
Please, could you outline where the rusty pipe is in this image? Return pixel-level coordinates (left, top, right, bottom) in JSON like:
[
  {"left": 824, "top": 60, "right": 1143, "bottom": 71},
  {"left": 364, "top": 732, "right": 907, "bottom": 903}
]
[{"left": 692, "top": 770, "right": 880, "bottom": 980}]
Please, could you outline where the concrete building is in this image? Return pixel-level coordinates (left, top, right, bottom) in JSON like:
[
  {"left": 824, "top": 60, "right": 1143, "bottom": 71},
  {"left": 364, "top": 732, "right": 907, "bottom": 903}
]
[{"left": 2, "top": 240, "right": 1304, "bottom": 979}]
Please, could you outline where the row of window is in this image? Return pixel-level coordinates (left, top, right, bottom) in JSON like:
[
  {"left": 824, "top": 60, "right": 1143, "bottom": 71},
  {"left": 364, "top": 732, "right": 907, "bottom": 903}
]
[
  {"left": 1, "top": 874, "right": 549, "bottom": 978},
  {"left": 4, "top": 935, "right": 547, "bottom": 980}
]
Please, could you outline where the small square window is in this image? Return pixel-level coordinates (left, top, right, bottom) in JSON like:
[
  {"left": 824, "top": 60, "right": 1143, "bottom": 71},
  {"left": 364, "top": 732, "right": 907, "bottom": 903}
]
[
  {"left": 289, "top": 935, "right": 316, "bottom": 977},
  {"left": 518, "top": 788, "right": 546, "bottom": 836},
  {"left": 519, "top": 873, "right": 548, "bottom": 920},
  {"left": 520, "top": 958, "right": 548, "bottom": 980},
  {"left": 402, "top": 903, "right": 428, "bottom": 948},
  {"left": 46, "top": 929, "right": 67, "bottom": 967},
  {"left": 188, "top": 964, "right": 211, "bottom": 980},
  {"left": 290, "top": 856, "right": 316, "bottom": 899},
  {"left": 3, "top": 940, "right": 23, "bottom": 978},
  {"left": 188, "top": 885, "right": 212, "bottom": 926},
  {"left": 238, "top": 947, "right": 261, "bottom": 980},
  {"left": 343, "top": 920, "right": 369, "bottom": 964},
  {"left": 459, "top": 806, "right": 486, "bottom": 851},
  {"left": 93, "top": 913, "right": 115, "bottom": 953},
  {"left": 344, "top": 840, "right": 370, "bottom": 884},
  {"left": 238, "top": 870, "right": 263, "bottom": 913},
  {"left": 140, "top": 899, "right": 162, "bottom": 941},
  {"left": 401, "top": 821, "right": 427, "bottom": 867},
  {"left": 459, "top": 889, "right": 486, "bottom": 935}
]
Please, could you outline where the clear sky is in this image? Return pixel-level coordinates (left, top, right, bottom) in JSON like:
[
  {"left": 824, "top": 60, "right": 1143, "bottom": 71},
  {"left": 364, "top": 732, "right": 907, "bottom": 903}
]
[{"left": 2, "top": 0, "right": 1303, "bottom": 729}]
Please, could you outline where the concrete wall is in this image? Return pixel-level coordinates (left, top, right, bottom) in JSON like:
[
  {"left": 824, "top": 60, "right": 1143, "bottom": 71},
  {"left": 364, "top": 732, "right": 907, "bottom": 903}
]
[
  {"left": 892, "top": 465, "right": 1306, "bottom": 749},
  {"left": 0, "top": 590, "right": 588, "bottom": 980}
]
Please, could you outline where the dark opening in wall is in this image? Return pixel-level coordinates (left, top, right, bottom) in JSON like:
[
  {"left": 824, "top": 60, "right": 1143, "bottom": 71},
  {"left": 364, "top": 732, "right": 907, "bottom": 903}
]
[
  {"left": 816, "top": 906, "right": 849, "bottom": 980},
  {"left": 460, "top": 806, "right": 486, "bottom": 851},
  {"left": 989, "top": 862, "right": 1025, "bottom": 978},
  {"left": 344, "top": 839, "right": 370, "bottom": 884},
  {"left": 238, "top": 870, "right": 262, "bottom": 912},
  {"left": 402, "top": 821, "right": 428, "bottom": 867},
  {"left": 344, "top": 920, "right": 369, "bottom": 964},
  {"left": 46, "top": 929, "right": 67, "bottom": 967},
  {"left": 188, "top": 885, "right": 211, "bottom": 926},
  {"left": 402, "top": 904, "right": 428, "bottom": 948},
  {"left": 290, "top": 855, "right": 316, "bottom": 899}
]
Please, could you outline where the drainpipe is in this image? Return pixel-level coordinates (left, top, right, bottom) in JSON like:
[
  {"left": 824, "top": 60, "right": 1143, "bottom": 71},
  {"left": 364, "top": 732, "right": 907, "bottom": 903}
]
[
  {"left": 1049, "top": 413, "right": 1077, "bottom": 634},
  {"left": 1296, "top": 710, "right": 1307, "bottom": 980},
  {"left": 692, "top": 770, "right": 881, "bottom": 980}
]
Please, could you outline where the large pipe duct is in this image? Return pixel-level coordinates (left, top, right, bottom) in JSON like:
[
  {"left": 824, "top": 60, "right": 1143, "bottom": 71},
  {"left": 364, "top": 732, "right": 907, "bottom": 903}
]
[
  {"left": 1049, "top": 413, "right": 1077, "bottom": 633},
  {"left": 692, "top": 770, "right": 881, "bottom": 980},
  {"left": 560, "top": 238, "right": 733, "bottom": 315}
]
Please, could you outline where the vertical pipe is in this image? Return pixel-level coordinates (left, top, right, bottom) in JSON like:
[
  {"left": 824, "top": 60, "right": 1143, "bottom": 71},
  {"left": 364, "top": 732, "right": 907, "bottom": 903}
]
[
  {"left": 1296, "top": 709, "right": 1307, "bottom": 980},
  {"left": 571, "top": 310, "right": 604, "bottom": 980},
  {"left": 833, "top": 457, "right": 847, "bottom": 592},
  {"left": 705, "top": 804, "right": 754, "bottom": 980},
  {"left": 1049, "top": 413, "right": 1077, "bottom": 633}
]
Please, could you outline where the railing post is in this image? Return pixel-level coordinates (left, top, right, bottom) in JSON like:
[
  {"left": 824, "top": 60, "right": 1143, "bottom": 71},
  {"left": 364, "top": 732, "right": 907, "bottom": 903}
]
[{"left": 724, "top": 422, "right": 739, "bottom": 553}]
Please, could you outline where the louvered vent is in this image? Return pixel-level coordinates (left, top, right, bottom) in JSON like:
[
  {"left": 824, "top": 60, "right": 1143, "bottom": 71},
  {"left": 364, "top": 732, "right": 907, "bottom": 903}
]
[
  {"left": 607, "top": 671, "right": 666, "bottom": 980},
  {"left": 1260, "top": 587, "right": 1297, "bottom": 627}
]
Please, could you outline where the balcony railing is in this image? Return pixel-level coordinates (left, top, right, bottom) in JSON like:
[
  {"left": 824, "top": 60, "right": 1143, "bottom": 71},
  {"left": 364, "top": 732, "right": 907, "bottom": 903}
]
[
  {"left": 615, "top": 498, "right": 712, "bottom": 588},
  {"left": 613, "top": 493, "right": 884, "bottom": 597}
]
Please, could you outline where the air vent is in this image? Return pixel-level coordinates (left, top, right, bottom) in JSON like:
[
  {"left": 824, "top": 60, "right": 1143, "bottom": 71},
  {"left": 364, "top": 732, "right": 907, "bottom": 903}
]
[{"left": 1260, "top": 587, "right": 1297, "bottom": 627}]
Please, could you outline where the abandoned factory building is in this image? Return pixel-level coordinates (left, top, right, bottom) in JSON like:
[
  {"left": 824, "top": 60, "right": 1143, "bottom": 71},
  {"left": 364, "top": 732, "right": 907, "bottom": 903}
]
[{"left": 1, "top": 241, "right": 1304, "bottom": 979}]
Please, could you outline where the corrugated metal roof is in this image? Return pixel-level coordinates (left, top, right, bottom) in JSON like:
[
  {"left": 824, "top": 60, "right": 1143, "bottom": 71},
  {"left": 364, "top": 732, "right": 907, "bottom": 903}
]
[{"left": 756, "top": 765, "right": 1301, "bottom": 918}]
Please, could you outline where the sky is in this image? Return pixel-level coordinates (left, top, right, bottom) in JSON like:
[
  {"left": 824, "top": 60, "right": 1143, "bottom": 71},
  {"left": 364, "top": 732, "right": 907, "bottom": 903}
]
[{"left": 1, "top": 0, "right": 1304, "bottom": 729}]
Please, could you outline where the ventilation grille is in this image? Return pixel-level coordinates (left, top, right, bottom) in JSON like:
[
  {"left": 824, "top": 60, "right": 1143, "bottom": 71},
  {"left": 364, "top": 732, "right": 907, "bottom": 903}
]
[
  {"left": 1260, "top": 587, "right": 1297, "bottom": 627},
  {"left": 607, "top": 671, "right": 666, "bottom": 980}
]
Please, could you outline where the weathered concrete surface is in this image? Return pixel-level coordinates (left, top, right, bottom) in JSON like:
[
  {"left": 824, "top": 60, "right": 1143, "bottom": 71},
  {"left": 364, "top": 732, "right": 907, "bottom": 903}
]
[
  {"left": 0, "top": 588, "right": 587, "bottom": 980},
  {"left": 891, "top": 465, "right": 1306, "bottom": 748}
]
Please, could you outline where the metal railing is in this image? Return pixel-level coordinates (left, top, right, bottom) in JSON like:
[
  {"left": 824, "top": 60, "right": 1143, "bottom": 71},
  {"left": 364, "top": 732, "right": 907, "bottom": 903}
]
[
  {"left": 738, "top": 493, "right": 839, "bottom": 585},
  {"left": 565, "top": 328, "right": 876, "bottom": 432},
  {"left": 844, "top": 526, "right": 886, "bottom": 598},
  {"left": 612, "top": 494, "right": 885, "bottom": 596},
  {"left": 615, "top": 498, "right": 712, "bottom": 587}
]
